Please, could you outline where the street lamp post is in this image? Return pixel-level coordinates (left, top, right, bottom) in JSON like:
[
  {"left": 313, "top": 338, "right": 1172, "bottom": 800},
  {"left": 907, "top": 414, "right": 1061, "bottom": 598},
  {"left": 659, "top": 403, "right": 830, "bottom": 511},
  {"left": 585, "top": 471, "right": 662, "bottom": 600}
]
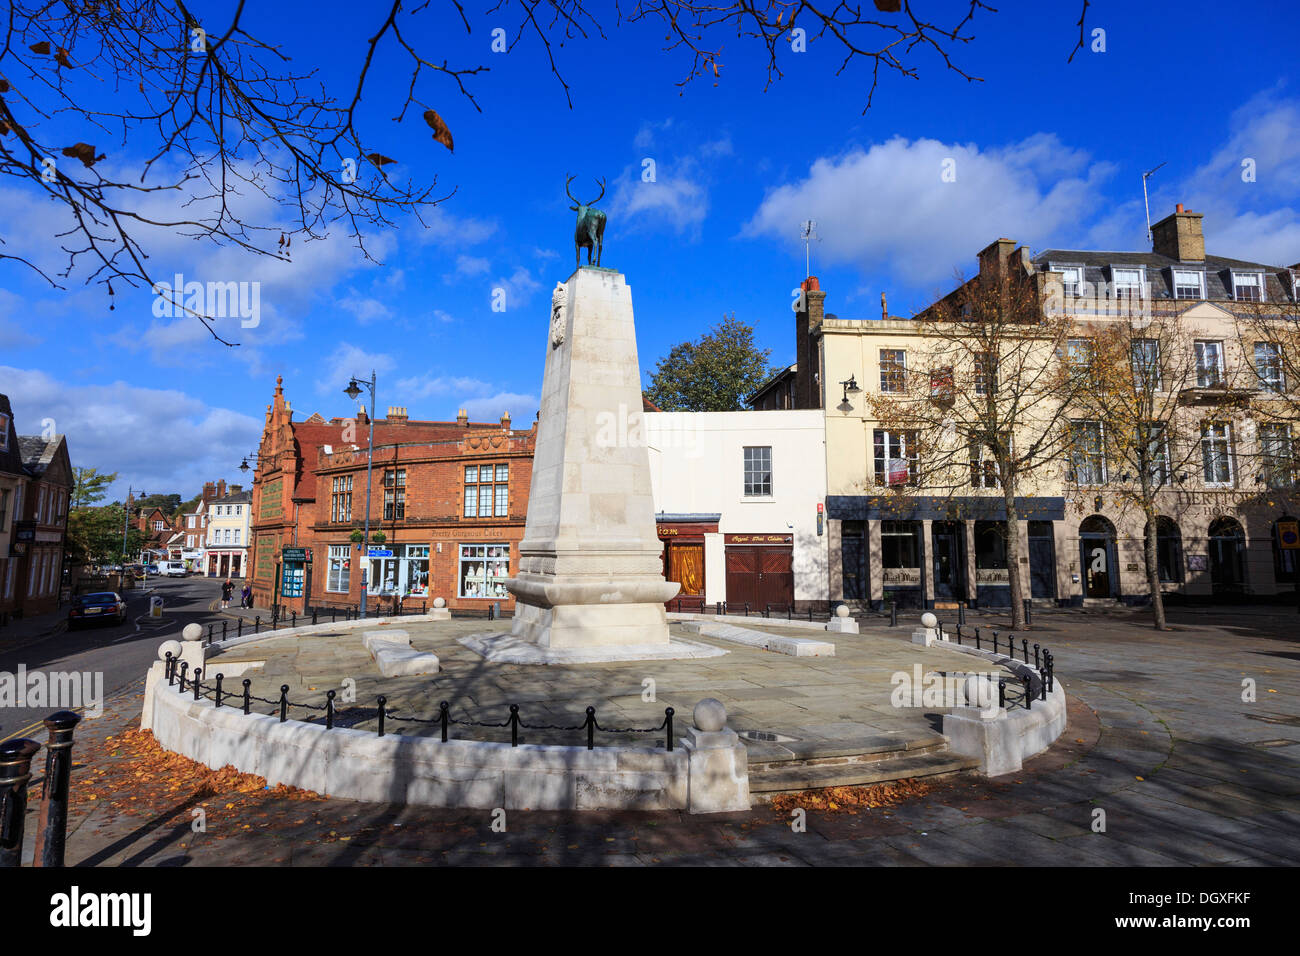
[
  {"left": 121, "top": 485, "right": 144, "bottom": 568},
  {"left": 344, "top": 371, "right": 377, "bottom": 619}
]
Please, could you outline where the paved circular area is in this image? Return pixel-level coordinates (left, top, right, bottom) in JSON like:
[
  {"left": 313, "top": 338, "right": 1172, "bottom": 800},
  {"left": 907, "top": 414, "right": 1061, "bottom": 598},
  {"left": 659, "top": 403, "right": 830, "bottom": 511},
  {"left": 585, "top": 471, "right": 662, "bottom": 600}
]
[{"left": 207, "top": 619, "right": 999, "bottom": 752}]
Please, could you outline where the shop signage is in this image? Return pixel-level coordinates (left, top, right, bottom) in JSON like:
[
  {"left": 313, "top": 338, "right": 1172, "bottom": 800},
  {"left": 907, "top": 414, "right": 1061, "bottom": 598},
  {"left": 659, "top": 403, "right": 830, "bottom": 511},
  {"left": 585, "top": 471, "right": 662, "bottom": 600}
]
[
  {"left": 367, "top": 549, "right": 394, "bottom": 558},
  {"left": 1278, "top": 520, "right": 1299, "bottom": 550},
  {"left": 723, "top": 534, "right": 793, "bottom": 545},
  {"left": 281, "top": 546, "right": 310, "bottom": 562}
]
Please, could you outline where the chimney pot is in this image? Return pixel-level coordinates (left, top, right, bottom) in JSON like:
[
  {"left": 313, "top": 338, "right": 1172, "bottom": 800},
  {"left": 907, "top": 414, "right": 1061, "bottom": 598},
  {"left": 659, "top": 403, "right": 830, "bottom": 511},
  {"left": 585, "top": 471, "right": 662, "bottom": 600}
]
[
  {"left": 457, "top": 408, "right": 469, "bottom": 427},
  {"left": 1151, "top": 204, "right": 1205, "bottom": 262},
  {"left": 1176, "top": 203, "right": 1184, "bottom": 213}
]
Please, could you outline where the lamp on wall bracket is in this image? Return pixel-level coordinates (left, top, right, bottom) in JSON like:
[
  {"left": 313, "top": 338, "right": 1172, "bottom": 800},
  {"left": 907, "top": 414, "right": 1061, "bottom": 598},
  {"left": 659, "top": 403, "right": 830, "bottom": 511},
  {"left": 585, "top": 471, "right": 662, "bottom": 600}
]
[{"left": 838, "top": 374, "right": 861, "bottom": 412}]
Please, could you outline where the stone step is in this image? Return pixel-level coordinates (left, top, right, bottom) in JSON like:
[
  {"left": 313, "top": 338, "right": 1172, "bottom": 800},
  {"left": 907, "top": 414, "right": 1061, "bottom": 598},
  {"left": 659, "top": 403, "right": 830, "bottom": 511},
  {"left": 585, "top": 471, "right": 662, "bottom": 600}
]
[
  {"left": 748, "top": 749, "right": 979, "bottom": 793},
  {"left": 747, "top": 738, "right": 948, "bottom": 773}
]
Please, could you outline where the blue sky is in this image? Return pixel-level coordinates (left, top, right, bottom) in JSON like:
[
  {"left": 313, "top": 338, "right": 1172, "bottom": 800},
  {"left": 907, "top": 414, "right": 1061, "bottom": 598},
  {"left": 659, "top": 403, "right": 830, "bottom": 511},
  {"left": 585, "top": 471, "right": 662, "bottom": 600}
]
[{"left": 2, "top": 0, "right": 1299, "bottom": 502}]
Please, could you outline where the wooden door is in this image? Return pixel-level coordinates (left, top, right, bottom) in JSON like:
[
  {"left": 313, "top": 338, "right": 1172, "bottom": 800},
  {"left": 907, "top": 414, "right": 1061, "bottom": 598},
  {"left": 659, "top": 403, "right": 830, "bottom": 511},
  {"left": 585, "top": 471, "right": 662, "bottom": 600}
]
[
  {"left": 725, "top": 547, "right": 758, "bottom": 608},
  {"left": 667, "top": 542, "right": 705, "bottom": 595}
]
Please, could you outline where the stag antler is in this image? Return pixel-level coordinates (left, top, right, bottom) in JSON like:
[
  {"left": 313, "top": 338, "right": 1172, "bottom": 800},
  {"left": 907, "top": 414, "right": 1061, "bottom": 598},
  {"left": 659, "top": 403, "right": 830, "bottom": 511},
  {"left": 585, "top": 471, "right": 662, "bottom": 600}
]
[
  {"left": 589, "top": 176, "right": 605, "bottom": 205},
  {"left": 565, "top": 174, "right": 579, "bottom": 205}
]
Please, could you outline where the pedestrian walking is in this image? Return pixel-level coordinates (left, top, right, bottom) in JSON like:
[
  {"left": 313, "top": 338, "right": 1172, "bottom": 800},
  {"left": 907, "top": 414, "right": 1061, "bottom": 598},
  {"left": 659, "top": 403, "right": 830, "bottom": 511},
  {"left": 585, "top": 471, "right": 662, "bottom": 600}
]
[{"left": 221, "top": 578, "right": 234, "bottom": 609}]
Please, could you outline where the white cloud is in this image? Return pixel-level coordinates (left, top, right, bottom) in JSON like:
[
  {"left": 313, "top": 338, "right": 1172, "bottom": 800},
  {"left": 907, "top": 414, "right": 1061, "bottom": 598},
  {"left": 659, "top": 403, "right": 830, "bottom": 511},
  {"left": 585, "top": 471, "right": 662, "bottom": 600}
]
[
  {"left": 461, "top": 391, "right": 538, "bottom": 425},
  {"left": 340, "top": 292, "right": 394, "bottom": 325},
  {"left": 0, "top": 366, "right": 262, "bottom": 501},
  {"left": 392, "top": 373, "right": 495, "bottom": 399},
  {"left": 744, "top": 133, "right": 1114, "bottom": 288},
  {"left": 491, "top": 266, "right": 542, "bottom": 310},
  {"left": 316, "top": 345, "right": 397, "bottom": 397}
]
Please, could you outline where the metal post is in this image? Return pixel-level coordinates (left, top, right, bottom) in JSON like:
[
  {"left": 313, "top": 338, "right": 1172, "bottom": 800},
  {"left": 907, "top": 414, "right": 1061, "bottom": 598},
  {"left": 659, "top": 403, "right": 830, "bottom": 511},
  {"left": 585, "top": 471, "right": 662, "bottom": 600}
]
[
  {"left": 32, "top": 711, "right": 81, "bottom": 868},
  {"left": 998, "top": 679, "right": 1006, "bottom": 709},
  {"left": 1022, "top": 674, "right": 1033, "bottom": 710},
  {"left": 664, "top": 707, "right": 674, "bottom": 752},
  {"left": 312, "top": 609, "right": 318, "bottom": 626},
  {"left": 215, "top": 673, "right": 224, "bottom": 707},
  {"left": 439, "top": 701, "right": 450, "bottom": 742},
  {"left": 238, "top": 618, "right": 243, "bottom": 638},
  {"left": 1023, "top": 638, "right": 1030, "bottom": 663},
  {"left": 357, "top": 371, "right": 377, "bottom": 620},
  {"left": 890, "top": 603, "right": 898, "bottom": 627},
  {"left": 255, "top": 615, "right": 261, "bottom": 634},
  {"left": 377, "top": 696, "right": 386, "bottom": 737},
  {"left": 292, "top": 612, "right": 297, "bottom": 629},
  {"left": 1023, "top": 598, "right": 1032, "bottom": 627},
  {"left": 0, "top": 738, "right": 41, "bottom": 868},
  {"left": 193, "top": 668, "right": 202, "bottom": 700},
  {"left": 222, "top": 621, "right": 228, "bottom": 642},
  {"left": 958, "top": 603, "right": 966, "bottom": 625},
  {"left": 178, "top": 661, "right": 188, "bottom": 692},
  {"left": 242, "top": 679, "right": 252, "bottom": 715},
  {"left": 279, "top": 685, "right": 289, "bottom": 722},
  {"left": 586, "top": 707, "right": 595, "bottom": 751},
  {"left": 975, "top": 627, "right": 981, "bottom": 650},
  {"left": 509, "top": 704, "right": 519, "bottom": 747},
  {"left": 1033, "top": 643, "right": 1040, "bottom": 668},
  {"left": 165, "top": 651, "right": 175, "bottom": 685},
  {"left": 325, "top": 690, "right": 335, "bottom": 730}
]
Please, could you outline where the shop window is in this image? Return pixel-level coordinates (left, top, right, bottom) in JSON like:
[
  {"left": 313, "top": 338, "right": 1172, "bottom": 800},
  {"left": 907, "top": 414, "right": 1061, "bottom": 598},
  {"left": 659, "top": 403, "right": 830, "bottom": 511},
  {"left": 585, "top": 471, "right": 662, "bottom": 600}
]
[{"left": 459, "top": 543, "right": 511, "bottom": 598}]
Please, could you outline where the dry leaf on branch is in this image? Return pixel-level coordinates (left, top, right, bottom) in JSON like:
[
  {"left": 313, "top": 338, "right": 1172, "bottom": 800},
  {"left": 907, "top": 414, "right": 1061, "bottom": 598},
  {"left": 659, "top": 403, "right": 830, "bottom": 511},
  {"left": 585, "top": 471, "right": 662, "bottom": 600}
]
[
  {"left": 29, "top": 41, "right": 51, "bottom": 55},
  {"left": 366, "top": 153, "right": 396, "bottom": 167},
  {"left": 55, "top": 47, "right": 72, "bottom": 68},
  {"left": 62, "top": 143, "right": 104, "bottom": 167},
  {"left": 422, "top": 109, "right": 454, "bottom": 152}
]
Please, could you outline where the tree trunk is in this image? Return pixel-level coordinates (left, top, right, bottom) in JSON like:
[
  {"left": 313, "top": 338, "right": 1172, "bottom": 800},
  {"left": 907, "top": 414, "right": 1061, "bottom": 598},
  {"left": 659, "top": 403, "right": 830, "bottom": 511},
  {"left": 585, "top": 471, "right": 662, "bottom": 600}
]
[
  {"left": 1004, "top": 482, "right": 1026, "bottom": 630},
  {"left": 1143, "top": 504, "right": 1167, "bottom": 630}
]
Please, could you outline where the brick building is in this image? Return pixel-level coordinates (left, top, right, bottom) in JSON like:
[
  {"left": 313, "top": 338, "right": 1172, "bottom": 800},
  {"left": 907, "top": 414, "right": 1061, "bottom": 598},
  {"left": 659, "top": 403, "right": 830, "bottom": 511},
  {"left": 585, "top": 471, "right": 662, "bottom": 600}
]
[{"left": 248, "top": 376, "right": 537, "bottom": 615}]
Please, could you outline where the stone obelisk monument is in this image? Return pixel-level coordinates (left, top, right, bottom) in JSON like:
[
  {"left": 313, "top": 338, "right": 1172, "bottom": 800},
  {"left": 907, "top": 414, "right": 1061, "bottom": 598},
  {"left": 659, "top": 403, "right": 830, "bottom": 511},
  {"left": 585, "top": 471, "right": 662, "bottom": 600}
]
[{"left": 504, "top": 266, "right": 680, "bottom": 650}]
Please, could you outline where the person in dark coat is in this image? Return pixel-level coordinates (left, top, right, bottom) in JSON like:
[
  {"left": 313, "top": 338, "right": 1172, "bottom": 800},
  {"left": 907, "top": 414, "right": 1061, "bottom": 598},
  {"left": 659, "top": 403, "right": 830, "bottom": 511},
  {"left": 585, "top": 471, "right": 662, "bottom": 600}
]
[
  {"left": 221, "top": 579, "right": 234, "bottom": 609},
  {"left": 241, "top": 584, "right": 252, "bottom": 608}
]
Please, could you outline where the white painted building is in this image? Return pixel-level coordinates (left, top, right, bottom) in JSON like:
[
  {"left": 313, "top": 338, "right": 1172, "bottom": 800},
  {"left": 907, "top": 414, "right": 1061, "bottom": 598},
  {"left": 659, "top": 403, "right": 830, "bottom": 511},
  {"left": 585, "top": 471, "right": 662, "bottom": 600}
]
[{"left": 645, "top": 410, "right": 829, "bottom": 613}]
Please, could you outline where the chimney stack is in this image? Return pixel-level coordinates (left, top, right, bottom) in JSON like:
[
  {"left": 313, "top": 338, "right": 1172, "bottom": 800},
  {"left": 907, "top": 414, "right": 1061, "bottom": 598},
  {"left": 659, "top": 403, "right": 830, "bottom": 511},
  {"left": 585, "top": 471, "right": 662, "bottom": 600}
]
[
  {"left": 501, "top": 410, "right": 512, "bottom": 430},
  {"left": 1151, "top": 204, "right": 1205, "bottom": 262},
  {"left": 217, "top": 479, "right": 227, "bottom": 499},
  {"left": 978, "top": 239, "right": 1017, "bottom": 281},
  {"left": 231, "top": 484, "right": 243, "bottom": 494},
  {"left": 457, "top": 408, "right": 469, "bottom": 427},
  {"left": 881, "top": 292, "right": 888, "bottom": 321},
  {"left": 203, "top": 481, "right": 215, "bottom": 501},
  {"left": 794, "top": 276, "right": 827, "bottom": 410}
]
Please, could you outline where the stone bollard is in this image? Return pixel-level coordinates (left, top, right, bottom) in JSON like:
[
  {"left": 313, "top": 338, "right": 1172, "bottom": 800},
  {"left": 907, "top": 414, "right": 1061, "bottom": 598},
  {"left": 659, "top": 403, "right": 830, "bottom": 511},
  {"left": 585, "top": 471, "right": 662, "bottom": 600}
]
[
  {"left": 178, "top": 622, "right": 205, "bottom": 676},
  {"left": 825, "top": 603, "right": 859, "bottom": 634},
  {"left": 141, "top": 639, "right": 182, "bottom": 732},
  {"left": 911, "top": 611, "right": 941, "bottom": 647},
  {"left": 0, "top": 738, "right": 41, "bottom": 868},
  {"left": 427, "top": 596, "right": 451, "bottom": 621},
  {"left": 681, "top": 699, "right": 750, "bottom": 813}
]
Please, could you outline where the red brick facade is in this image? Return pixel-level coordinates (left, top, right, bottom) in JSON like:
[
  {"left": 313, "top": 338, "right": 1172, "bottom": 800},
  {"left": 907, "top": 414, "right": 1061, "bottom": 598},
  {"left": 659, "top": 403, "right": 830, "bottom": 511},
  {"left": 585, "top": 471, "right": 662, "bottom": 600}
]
[{"left": 248, "top": 377, "right": 537, "bottom": 615}]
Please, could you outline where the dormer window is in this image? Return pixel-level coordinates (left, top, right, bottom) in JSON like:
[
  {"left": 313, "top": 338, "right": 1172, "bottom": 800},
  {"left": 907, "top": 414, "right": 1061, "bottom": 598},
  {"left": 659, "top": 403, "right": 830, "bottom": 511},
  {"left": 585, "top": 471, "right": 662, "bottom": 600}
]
[
  {"left": 1172, "top": 269, "right": 1205, "bottom": 301},
  {"left": 1232, "top": 271, "right": 1264, "bottom": 302},
  {"left": 1111, "top": 266, "right": 1144, "bottom": 300},
  {"left": 1049, "top": 263, "right": 1084, "bottom": 297}
]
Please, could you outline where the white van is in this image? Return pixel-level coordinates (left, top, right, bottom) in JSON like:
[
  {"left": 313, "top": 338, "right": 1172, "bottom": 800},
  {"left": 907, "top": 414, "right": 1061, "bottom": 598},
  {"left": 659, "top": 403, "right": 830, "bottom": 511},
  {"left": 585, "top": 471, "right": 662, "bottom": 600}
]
[{"left": 157, "top": 561, "right": 189, "bottom": 577}]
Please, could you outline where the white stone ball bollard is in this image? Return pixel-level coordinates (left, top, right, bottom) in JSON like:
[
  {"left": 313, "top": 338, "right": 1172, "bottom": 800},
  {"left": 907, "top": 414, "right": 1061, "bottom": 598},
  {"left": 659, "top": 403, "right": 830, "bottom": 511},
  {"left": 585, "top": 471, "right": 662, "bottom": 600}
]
[
  {"left": 964, "top": 674, "right": 999, "bottom": 711},
  {"left": 835, "top": 604, "right": 850, "bottom": 618},
  {"left": 182, "top": 623, "right": 203, "bottom": 642},
  {"left": 159, "top": 639, "right": 181, "bottom": 661},
  {"left": 433, "top": 597, "right": 447, "bottom": 609},
  {"left": 693, "top": 698, "right": 727, "bottom": 732},
  {"left": 920, "top": 612, "right": 938, "bottom": 630}
]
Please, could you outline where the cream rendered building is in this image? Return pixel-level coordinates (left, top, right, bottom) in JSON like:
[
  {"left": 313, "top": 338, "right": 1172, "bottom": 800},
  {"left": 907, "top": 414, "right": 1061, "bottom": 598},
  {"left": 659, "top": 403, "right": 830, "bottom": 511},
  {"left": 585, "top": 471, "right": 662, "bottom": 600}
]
[
  {"left": 755, "top": 206, "right": 1299, "bottom": 609},
  {"left": 205, "top": 486, "right": 252, "bottom": 578}
]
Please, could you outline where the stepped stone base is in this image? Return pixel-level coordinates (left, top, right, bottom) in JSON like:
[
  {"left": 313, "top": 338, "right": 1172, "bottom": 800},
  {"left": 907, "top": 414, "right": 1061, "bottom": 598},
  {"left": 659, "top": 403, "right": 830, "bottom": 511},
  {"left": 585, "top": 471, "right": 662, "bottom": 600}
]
[{"left": 459, "top": 631, "right": 727, "bottom": 665}]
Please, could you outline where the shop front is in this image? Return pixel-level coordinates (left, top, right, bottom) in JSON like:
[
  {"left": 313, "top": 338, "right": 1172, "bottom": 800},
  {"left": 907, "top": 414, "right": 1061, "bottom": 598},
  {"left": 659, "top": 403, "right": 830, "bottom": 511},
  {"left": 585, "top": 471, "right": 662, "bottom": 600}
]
[
  {"left": 723, "top": 533, "right": 795, "bottom": 611},
  {"left": 656, "top": 516, "right": 717, "bottom": 610}
]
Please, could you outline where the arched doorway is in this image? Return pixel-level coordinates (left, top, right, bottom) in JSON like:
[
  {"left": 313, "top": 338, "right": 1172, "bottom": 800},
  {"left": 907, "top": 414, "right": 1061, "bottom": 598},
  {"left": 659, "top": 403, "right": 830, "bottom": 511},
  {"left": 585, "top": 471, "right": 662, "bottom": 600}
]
[
  {"left": 1079, "top": 515, "right": 1118, "bottom": 599},
  {"left": 1208, "top": 516, "right": 1246, "bottom": 592},
  {"left": 1271, "top": 516, "right": 1298, "bottom": 588}
]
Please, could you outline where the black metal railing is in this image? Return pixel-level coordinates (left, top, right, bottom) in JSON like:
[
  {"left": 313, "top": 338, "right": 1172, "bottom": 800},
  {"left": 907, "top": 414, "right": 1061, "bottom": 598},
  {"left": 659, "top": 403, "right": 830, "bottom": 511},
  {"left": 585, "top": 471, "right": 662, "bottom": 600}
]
[
  {"left": 1, "top": 710, "right": 82, "bottom": 868},
  {"left": 165, "top": 652, "right": 677, "bottom": 751},
  {"left": 934, "top": 623, "right": 1055, "bottom": 711}
]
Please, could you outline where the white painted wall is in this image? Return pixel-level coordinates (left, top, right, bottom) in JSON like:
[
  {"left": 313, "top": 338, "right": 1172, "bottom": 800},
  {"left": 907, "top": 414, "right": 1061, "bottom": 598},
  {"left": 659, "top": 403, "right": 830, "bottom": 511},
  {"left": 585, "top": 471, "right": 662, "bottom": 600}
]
[{"left": 645, "top": 410, "right": 828, "bottom": 603}]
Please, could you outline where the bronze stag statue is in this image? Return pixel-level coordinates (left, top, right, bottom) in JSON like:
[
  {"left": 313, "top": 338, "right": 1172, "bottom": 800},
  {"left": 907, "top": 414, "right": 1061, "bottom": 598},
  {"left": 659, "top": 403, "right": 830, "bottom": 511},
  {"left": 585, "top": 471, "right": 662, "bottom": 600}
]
[{"left": 566, "top": 175, "right": 606, "bottom": 270}]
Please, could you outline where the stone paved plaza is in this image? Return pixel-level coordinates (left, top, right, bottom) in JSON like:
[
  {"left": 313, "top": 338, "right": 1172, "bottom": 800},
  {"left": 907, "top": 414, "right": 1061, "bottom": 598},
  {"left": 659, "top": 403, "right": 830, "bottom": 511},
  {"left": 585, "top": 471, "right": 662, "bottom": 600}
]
[
  {"left": 205, "top": 619, "right": 985, "bottom": 753},
  {"left": 43, "top": 604, "right": 1300, "bottom": 866}
]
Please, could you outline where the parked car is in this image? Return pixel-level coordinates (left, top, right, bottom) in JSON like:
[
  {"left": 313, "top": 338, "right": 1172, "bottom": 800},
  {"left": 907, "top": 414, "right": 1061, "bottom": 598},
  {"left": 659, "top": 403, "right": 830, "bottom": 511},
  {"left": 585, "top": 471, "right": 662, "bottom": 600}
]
[
  {"left": 69, "top": 591, "right": 127, "bottom": 628},
  {"left": 156, "top": 561, "right": 190, "bottom": 577}
]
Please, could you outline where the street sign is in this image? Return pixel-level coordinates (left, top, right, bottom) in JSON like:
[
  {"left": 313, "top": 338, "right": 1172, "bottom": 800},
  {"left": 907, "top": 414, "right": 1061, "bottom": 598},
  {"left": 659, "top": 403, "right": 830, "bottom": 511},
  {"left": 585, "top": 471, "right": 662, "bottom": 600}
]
[
  {"left": 281, "top": 546, "right": 309, "bottom": 562},
  {"left": 367, "top": 549, "right": 393, "bottom": 557}
]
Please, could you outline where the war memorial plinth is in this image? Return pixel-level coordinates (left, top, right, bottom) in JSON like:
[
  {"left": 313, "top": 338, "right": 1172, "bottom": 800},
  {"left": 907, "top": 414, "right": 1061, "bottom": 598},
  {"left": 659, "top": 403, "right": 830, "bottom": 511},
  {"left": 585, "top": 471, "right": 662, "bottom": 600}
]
[{"left": 462, "top": 267, "right": 725, "bottom": 664}]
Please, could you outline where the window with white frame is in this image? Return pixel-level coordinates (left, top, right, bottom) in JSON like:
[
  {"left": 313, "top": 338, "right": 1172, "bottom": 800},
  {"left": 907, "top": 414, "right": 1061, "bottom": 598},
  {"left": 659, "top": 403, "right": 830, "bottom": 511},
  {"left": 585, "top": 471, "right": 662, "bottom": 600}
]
[
  {"left": 1200, "top": 422, "right": 1234, "bottom": 486},
  {"left": 1260, "top": 424, "right": 1294, "bottom": 489},
  {"left": 1065, "top": 338, "right": 1095, "bottom": 379},
  {"left": 1069, "top": 420, "right": 1106, "bottom": 485},
  {"left": 234, "top": 529, "right": 241, "bottom": 544},
  {"left": 1131, "top": 339, "right": 1163, "bottom": 391},
  {"left": 969, "top": 440, "right": 1001, "bottom": 489},
  {"left": 1140, "top": 422, "right": 1170, "bottom": 487},
  {"left": 873, "top": 430, "right": 918, "bottom": 487},
  {"left": 974, "top": 352, "right": 997, "bottom": 395},
  {"left": 1052, "top": 265, "right": 1082, "bottom": 297},
  {"left": 743, "top": 446, "right": 773, "bottom": 497},
  {"left": 383, "top": 469, "right": 406, "bottom": 520},
  {"left": 1195, "top": 341, "right": 1225, "bottom": 387},
  {"left": 464, "top": 464, "right": 509, "bottom": 517},
  {"left": 1232, "top": 272, "right": 1263, "bottom": 302},
  {"left": 1254, "top": 342, "right": 1284, "bottom": 392},
  {"left": 459, "top": 543, "right": 510, "bottom": 598},
  {"left": 879, "top": 349, "right": 907, "bottom": 393},
  {"left": 1173, "top": 270, "right": 1204, "bottom": 300},
  {"left": 1112, "top": 267, "right": 1143, "bottom": 299},
  {"left": 327, "top": 544, "right": 351, "bottom": 592}
]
